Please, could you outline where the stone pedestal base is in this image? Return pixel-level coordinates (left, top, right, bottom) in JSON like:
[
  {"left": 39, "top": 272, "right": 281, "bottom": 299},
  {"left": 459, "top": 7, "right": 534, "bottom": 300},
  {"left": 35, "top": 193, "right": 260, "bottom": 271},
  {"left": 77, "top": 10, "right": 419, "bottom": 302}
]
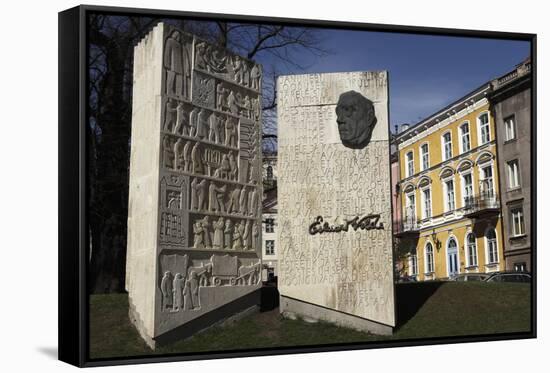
[{"left": 279, "top": 296, "right": 393, "bottom": 336}]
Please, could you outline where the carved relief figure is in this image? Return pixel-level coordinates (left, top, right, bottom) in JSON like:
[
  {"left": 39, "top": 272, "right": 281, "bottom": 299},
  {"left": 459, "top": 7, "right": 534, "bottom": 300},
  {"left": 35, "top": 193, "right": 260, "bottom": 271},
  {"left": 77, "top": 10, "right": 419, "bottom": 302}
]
[
  {"left": 227, "top": 186, "right": 241, "bottom": 213},
  {"left": 213, "top": 217, "right": 225, "bottom": 249},
  {"left": 248, "top": 154, "right": 258, "bottom": 184},
  {"left": 228, "top": 151, "right": 237, "bottom": 181},
  {"left": 208, "top": 48, "right": 228, "bottom": 73},
  {"left": 208, "top": 182, "right": 227, "bottom": 213},
  {"left": 250, "top": 64, "right": 261, "bottom": 90},
  {"left": 248, "top": 187, "right": 258, "bottom": 217},
  {"left": 242, "top": 62, "right": 250, "bottom": 87},
  {"left": 186, "top": 271, "right": 200, "bottom": 309},
  {"left": 174, "top": 101, "right": 188, "bottom": 135},
  {"left": 193, "top": 220, "right": 205, "bottom": 249},
  {"left": 225, "top": 117, "right": 237, "bottom": 147},
  {"left": 218, "top": 154, "right": 230, "bottom": 179},
  {"left": 183, "top": 140, "right": 192, "bottom": 171},
  {"left": 160, "top": 271, "right": 173, "bottom": 310},
  {"left": 335, "top": 90, "right": 377, "bottom": 149},
  {"left": 201, "top": 216, "right": 212, "bottom": 248},
  {"left": 164, "top": 30, "right": 191, "bottom": 98},
  {"left": 174, "top": 138, "right": 185, "bottom": 171},
  {"left": 196, "top": 109, "right": 210, "bottom": 140},
  {"left": 189, "top": 107, "right": 199, "bottom": 137},
  {"left": 239, "top": 187, "right": 248, "bottom": 216},
  {"left": 195, "top": 42, "right": 208, "bottom": 71},
  {"left": 232, "top": 221, "right": 244, "bottom": 250},
  {"left": 251, "top": 97, "right": 260, "bottom": 121},
  {"left": 217, "top": 83, "right": 227, "bottom": 111},
  {"left": 163, "top": 136, "right": 175, "bottom": 169},
  {"left": 252, "top": 222, "right": 259, "bottom": 251},
  {"left": 224, "top": 219, "right": 233, "bottom": 249},
  {"left": 196, "top": 179, "right": 208, "bottom": 211},
  {"left": 232, "top": 56, "right": 244, "bottom": 84},
  {"left": 172, "top": 273, "right": 185, "bottom": 311},
  {"left": 164, "top": 99, "right": 178, "bottom": 132},
  {"left": 191, "top": 141, "right": 203, "bottom": 174},
  {"left": 227, "top": 90, "right": 239, "bottom": 115},
  {"left": 243, "top": 220, "right": 252, "bottom": 250},
  {"left": 208, "top": 113, "right": 223, "bottom": 144}
]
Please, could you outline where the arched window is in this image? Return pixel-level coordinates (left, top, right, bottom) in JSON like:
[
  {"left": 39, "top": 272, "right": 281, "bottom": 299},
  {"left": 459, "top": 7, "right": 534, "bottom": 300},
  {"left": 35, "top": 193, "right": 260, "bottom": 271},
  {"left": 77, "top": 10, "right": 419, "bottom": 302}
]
[
  {"left": 266, "top": 165, "right": 273, "bottom": 180},
  {"left": 466, "top": 233, "right": 478, "bottom": 267},
  {"left": 447, "top": 237, "right": 459, "bottom": 277},
  {"left": 486, "top": 229, "right": 498, "bottom": 264},
  {"left": 425, "top": 242, "right": 434, "bottom": 273}
]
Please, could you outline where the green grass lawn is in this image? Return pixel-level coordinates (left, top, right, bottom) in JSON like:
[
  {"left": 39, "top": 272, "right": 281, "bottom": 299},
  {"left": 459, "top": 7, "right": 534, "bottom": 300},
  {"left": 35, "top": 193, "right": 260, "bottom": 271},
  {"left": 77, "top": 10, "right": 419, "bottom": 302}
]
[{"left": 89, "top": 282, "right": 531, "bottom": 359}]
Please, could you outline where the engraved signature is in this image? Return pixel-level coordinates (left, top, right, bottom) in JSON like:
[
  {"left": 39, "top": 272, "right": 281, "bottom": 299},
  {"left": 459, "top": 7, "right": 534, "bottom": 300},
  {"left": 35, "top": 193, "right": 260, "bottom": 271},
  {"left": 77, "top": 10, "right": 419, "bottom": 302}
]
[{"left": 308, "top": 214, "right": 384, "bottom": 235}]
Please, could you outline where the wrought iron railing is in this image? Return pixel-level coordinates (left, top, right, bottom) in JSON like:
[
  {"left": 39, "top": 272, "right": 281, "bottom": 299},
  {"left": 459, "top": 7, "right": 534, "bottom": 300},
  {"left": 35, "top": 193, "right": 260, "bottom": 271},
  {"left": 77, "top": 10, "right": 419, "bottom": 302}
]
[
  {"left": 394, "top": 214, "right": 420, "bottom": 234},
  {"left": 464, "top": 192, "right": 500, "bottom": 215}
]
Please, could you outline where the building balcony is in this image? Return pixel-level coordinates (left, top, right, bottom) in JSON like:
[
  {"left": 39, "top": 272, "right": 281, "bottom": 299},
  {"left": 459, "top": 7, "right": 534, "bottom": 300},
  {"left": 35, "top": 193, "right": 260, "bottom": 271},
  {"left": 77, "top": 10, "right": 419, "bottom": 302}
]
[
  {"left": 394, "top": 215, "right": 420, "bottom": 237},
  {"left": 463, "top": 192, "right": 500, "bottom": 218}
]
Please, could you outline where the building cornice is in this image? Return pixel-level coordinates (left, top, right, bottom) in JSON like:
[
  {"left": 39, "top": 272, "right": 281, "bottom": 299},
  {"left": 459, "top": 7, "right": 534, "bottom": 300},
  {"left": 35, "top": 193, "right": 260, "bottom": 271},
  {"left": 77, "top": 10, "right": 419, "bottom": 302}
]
[
  {"left": 397, "top": 96, "right": 490, "bottom": 149},
  {"left": 396, "top": 84, "right": 491, "bottom": 146}
]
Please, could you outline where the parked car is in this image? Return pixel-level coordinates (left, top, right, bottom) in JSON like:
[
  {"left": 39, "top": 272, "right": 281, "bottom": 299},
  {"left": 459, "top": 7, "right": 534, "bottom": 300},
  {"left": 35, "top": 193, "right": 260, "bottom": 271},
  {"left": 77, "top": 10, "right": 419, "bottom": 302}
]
[
  {"left": 484, "top": 271, "right": 531, "bottom": 283},
  {"left": 452, "top": 273, "right": 490, "bottom": 282},
  {"left": 397, "top": 275, "right": 417, "bottom": 283}
]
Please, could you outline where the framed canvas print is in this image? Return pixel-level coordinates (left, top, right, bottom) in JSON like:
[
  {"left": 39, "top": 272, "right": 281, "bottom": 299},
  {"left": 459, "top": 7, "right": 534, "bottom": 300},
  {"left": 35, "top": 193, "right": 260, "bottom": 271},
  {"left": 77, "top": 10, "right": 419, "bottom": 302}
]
[{"left": 58, "top": 4, "right": 536, "bottom": 367}]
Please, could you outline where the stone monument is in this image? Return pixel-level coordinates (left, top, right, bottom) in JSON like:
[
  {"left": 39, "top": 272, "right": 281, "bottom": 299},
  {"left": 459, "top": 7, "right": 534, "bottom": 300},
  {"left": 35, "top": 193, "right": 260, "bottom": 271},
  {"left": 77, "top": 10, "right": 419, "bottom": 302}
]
[
  {"left": 277, "top": 72, "right": 395, "bottom": 334},
  {"left": 126, "top": 23, "right": 263, "bottom": 348}
]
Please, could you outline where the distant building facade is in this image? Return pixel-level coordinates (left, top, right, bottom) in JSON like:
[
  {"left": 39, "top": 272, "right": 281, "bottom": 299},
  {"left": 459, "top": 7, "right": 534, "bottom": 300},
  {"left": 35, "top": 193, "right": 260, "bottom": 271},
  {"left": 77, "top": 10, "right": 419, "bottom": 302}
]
[
  {"left": 262, "top": 154, "right": 278, "bottom": 278},
  {"left": 489, "top": 59, "right": 532, "bottom": 272},
  {"left": 395, "top": 84, "right": 505, "bottom": 280}
]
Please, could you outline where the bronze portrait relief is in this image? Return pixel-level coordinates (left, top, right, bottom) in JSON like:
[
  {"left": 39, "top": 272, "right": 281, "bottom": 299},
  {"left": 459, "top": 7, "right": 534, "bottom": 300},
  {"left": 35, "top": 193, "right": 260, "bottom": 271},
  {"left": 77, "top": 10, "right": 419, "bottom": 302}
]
[{"left": 335, "top": 90, "right": 377, "bottom": 149}]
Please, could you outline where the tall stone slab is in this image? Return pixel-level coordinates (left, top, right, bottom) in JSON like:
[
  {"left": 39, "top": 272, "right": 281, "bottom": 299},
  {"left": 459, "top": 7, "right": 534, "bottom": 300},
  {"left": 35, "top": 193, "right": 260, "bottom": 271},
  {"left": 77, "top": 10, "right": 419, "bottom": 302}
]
[
  {"left": 277, "top": 72, "right": 395, "bottom": 334},
  {"left": 126, "top": 23, "right": 263, "bottom": 348}
]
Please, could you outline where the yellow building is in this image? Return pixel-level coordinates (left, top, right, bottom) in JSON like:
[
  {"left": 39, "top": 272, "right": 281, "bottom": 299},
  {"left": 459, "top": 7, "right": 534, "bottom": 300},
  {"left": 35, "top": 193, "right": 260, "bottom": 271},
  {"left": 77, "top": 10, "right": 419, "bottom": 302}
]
[{"left": 395, "top": 84, "right": 504, "bottom": 280}]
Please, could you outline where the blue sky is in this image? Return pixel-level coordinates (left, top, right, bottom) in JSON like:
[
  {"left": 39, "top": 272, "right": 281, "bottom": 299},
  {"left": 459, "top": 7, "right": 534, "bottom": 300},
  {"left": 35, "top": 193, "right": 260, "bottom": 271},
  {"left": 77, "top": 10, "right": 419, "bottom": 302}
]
[{"left": 262, "top": 28, "right": 530, "bottom": 131}]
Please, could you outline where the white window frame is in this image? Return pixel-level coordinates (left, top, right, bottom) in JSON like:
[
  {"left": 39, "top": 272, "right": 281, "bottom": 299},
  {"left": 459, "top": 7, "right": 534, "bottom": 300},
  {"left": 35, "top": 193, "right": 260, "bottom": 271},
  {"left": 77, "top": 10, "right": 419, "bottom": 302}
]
[
  {"left": 511, "top": 207, "right": 526, "bottom": 237},
  {"left": 420, "top": 186, "right": 432, "bottom": 220},
  {"left": 446, "top": 235, "right": 461, "bottom": 277},
  {"left": 420, "top": 143, "right": 430, "bottom": 171},
  {"left": 459, "top": 121, "right": 471, "bottom": 154},
  {"left": 460, "top": 171, "right": 474, "bottom": 208},
  {"left": 507, "top": 159, "right": 520, "bottom": 189},
  {"left": 405, "top": 191, "right": 416, "bottom": 221},
  {"left": 406, "top": 151, "right": 414, "bottom": 177},
  {"left": 442, "top": 131, "right": 453, "bottom": 161},
  {"left": 478, "top": 111, "right": 491, "bottom": 145},
  {"left": 485, "top": 228, "right": 499, "bottom": 265},
  {"left": 443, "top": 176, "right": 456, "bottom": 213},
  {"left": 265, "top": 240, "right": 275, "bottom": 255},
  {"left": 504, "top": 115, "right": 517, "bottom": 141},
  {"left": 478, "top": 162, "right": 495, "bottom": 198},
  {"left": 465, "top": 232, "right": 478, "bottom": 267},
  {"left": 425, "top": 242, "right": 435, "bottom": 274},
  {"left": 409, "top": 254, "right": 418, "bottom": 276},
  {"left": 265, "top": 218, "right": 275, "bottom": 233}
]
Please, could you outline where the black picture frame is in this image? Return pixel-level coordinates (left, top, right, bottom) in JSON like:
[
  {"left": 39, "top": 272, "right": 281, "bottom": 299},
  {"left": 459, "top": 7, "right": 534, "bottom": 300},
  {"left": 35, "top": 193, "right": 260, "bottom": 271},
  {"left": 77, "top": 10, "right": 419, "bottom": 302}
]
[{"left": 58, "top": 4, "right": 536, "bottom": 368}]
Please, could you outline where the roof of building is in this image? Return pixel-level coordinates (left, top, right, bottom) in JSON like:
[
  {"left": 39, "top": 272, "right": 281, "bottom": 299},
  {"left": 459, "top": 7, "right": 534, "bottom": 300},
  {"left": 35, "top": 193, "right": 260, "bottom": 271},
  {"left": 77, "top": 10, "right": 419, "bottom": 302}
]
[{"left": 394, "top": 56, "right": 531, "bottom": 146}]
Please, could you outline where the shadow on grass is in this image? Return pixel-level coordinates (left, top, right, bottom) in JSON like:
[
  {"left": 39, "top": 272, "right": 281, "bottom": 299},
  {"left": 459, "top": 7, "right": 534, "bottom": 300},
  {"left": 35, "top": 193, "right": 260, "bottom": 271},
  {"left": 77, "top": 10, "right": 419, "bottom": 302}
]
[
  {"left": 395, "top": 281, "right": 443, "bottom": 329},
  {"left": 260, "top": 284, "right": 279, "bottom": 312}
]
